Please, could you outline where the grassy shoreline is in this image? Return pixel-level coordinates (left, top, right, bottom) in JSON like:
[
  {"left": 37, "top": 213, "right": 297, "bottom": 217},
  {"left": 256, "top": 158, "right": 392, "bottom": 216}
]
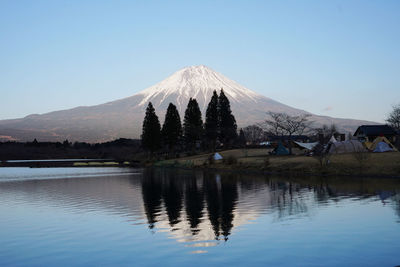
[{"left": 155, "top": 148, "right": 400, "bottom": 178}]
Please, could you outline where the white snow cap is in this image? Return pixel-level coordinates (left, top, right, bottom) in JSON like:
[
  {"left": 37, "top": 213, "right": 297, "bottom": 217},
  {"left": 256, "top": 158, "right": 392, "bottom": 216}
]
[{"left": 137, "top": 65, "right": 261, "bottom": 110}]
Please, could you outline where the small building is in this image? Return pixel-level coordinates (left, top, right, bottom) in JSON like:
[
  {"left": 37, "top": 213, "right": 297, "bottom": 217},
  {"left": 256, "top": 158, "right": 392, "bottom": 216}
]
[{"left": 353, "top": 125, "right": 397, "bottom": 143}]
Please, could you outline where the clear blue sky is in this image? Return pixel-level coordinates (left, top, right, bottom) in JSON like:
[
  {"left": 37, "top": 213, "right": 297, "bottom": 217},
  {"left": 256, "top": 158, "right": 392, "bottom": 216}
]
[{"left": 1, "top": 0, "right": 399, "bottom": 122}]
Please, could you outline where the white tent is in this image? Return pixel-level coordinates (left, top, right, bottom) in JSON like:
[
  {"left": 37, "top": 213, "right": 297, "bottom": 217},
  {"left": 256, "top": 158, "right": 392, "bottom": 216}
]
[
  {"left": 329, "top": 136, "right": 338, "bottom": 143},
  {"left": 373, "top": 142, "right": 393, "bottom": 153},
  {"left": 328, "top": 140, "right": 366, "bottom": 154},
  {"left": 213, "top": 153, "right": 223, "bottom": 160}
]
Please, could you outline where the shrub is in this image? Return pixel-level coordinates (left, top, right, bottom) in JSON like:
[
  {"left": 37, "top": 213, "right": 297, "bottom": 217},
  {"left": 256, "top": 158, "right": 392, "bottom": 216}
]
[{"left": 224, "top": 155, "right": 237, "bottom": 165}]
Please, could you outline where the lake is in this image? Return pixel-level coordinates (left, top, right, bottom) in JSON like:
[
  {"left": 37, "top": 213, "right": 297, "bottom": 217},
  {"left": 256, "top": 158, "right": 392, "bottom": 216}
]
[{"left": 1, "top": 167, "right": 399, "bottom": 266}]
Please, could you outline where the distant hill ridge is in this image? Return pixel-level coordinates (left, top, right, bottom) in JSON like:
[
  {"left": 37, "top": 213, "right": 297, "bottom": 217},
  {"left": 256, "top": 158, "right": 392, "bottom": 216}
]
[{"left": 0, "top": 65, "right": 377, "bottom": 142}]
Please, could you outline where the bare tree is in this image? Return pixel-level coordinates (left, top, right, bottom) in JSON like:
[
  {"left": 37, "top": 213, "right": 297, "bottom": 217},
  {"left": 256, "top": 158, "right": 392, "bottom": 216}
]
[
  {"left": 313, "top": 143, "right": 330, "bottom": 169},
  {"left": 315, "top": 124, "right": 338, "bottom": 144},
  {"left": 263, "top": 112, "right": 286, "bottom": 136},
  {"left": 386, "top": 104, "right": 400, "bottom": 131},
  {"left": 261, "top": 111, "right": 312, "bottom": 154},
  {"left": 243, "top": 125, "right": 264, "bottom": 144}
]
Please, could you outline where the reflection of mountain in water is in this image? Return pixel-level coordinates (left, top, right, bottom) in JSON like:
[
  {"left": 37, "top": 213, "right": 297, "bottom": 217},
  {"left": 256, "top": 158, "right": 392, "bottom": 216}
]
[{"left": 1, "top": 168, "right": 400, "bottom": 253}]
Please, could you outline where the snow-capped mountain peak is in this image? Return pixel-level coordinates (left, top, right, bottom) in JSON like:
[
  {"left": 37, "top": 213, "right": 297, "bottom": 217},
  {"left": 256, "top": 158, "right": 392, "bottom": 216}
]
[{"left": 137, "top": 65, "right": 261, "bottom": 112}]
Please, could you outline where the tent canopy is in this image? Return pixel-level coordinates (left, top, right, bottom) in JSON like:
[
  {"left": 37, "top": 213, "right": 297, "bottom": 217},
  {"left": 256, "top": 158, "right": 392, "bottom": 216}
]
[{"left": 293, "top": 141, "right": 319, "bottom": 150}]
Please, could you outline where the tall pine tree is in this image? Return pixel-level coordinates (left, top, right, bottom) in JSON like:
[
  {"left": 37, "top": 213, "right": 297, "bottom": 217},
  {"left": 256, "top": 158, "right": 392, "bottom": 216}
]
[
  {"left": 183, "top": 98, "right": 203, "bottom": 152},
  {"left": 141, "top": 102, "right": 161, "bottom": 154},
  {"left": 218, "top": 89, "right": 237, "bottom": 147},
  {"left": 204, "top": 90, "right": 219, "bottom": 151},
  {"left": 161, "top": 103, "right": 182, "bottom": 153},
  {"left": 238, "top": 128, "right": 246, "bottom": 147}
]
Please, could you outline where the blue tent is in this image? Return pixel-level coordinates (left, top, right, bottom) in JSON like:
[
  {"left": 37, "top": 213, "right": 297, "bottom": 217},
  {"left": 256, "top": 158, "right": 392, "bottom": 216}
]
[{"left": 275, "top": 141, "right": 289, "bottom": 155}]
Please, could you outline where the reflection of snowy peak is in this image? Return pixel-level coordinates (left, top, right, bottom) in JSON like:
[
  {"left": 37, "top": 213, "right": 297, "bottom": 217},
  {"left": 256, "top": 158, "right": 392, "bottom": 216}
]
[{"left": 0, "top": 65, "right": 377, "bottom": 142}]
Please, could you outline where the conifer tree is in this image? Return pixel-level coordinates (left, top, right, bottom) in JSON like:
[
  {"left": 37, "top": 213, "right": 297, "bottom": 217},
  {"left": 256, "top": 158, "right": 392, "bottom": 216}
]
[
  {"left": 183, "top": 98, "right": 203, "bottom": 151},
  {"left": 161, "top": 103, "right": 182, "bottom": 153},
  {"left": 141, "top": 102, "right": 161, "bottom": 154},
  {"left": 204, "top": 90, "right": 219, "bottom": 151},
  {"left": 238, "top": 128, "right": 246, "bottom": 147},
  {"left": 218, "top": 89, "right": 237, "bottom": 147}
]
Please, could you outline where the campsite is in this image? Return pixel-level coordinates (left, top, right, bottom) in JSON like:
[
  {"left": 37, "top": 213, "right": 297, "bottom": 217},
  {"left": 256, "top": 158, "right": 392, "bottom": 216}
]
[
  {"left": 156, "top": 124, "right": 400, "bottom": 177},
  {"left": 156, "top": 147, "right": 400, "bottom": 177}
]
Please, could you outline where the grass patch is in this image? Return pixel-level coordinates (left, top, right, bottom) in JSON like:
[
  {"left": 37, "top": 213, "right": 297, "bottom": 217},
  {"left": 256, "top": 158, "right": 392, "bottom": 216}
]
[
  {"left": 73, "top": 162, "right": 88, "bottom": 166},
  {"left": 156, "top": 148, "right": 400, "bottom": 177}
]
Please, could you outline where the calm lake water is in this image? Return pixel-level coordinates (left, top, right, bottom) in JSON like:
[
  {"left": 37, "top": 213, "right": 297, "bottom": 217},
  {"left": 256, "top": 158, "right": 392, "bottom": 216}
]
[{"left": 1, "top": 167, "right": 400, "bottom": 266}]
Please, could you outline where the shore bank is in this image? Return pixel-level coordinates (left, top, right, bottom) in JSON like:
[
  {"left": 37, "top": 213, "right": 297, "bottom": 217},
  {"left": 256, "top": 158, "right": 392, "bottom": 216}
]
[
  {"left": 0, "top": 159, "right": 140, "bottom": 168},
  {"left": 155, "top": 148, "right": 400, "bottom": 178}
]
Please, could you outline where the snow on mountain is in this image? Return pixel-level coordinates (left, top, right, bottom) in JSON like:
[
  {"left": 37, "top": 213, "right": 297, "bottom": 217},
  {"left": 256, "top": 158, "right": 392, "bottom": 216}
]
[
  {"left": 0, "top": 65, "right": 377, "bottom": 142},
  {"left": 121, "top": 64, "right": 269, "bottom": 122},
  {"left": 137, "top": 65, "right": 259, "bottom": 112}
]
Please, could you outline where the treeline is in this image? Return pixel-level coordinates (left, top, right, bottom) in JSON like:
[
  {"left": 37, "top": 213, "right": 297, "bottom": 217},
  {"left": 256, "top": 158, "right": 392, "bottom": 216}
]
[
  {"left": 141, "top": 89, "right": 244, "bottom": 156},
  {"left": 0, "top": 138, "right": 141, "bottom": 161}
]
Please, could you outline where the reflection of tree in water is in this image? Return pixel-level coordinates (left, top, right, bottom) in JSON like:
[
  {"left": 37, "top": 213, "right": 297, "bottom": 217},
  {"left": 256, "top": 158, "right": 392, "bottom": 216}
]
[
  {"left": 313, "top": 179, "right": 338, "bottom": 204},
  {"left": 185, "top": 175, "right": 204, "bottom": 234},
  {"left": 266, "top": 179, "right": 312, "bottom": 220},
  {"left": 204, "top": 173, "right": 220, "bottom": 238},
  {"left": 141, "top": 169, "right": 163, "bottom": 229},
  {"left": 162, "top": 171, "right": 183, "bottom": 227},
  {"left": 141, "top": 168, "right": 400, "bottom": 247},
  {"left": 204, "top": 173, "right": 238, "bottom": 241},
  {"left": 220, "top": 174, "right": 238, "bottom": 240}
]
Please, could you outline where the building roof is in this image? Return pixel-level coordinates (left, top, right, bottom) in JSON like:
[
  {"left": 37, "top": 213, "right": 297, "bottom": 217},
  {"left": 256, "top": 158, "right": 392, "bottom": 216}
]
[{"left": 354, "top": 125, "right": 396, "bottom": 136}]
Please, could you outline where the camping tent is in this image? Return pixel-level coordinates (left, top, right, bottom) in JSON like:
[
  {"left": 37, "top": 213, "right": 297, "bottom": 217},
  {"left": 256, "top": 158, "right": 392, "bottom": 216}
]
[
  {"left": 328, "top": 140, "right": 366, "bottom": 154},
  {"left": 373, "top": 142, "right": 393, "bottom": 153},
  {"left": 274, "top": 142, "right": 289, "bottom": 155},
  {"left": 213, "top": 152, "right": 223, "bottom": 160},
  {"left": 368, "top": 136, "right": 398, "bottom": 152},
  {"left": 329, "top": 136, "right": 338, "bottom": 143}
]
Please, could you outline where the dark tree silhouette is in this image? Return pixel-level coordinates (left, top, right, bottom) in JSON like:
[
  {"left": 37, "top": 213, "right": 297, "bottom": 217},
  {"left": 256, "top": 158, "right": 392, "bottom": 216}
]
[
  {"left": 183, "top": 98, "right": 203, "bottom": 151},
  {"left": 238, "top": 128, "right": 246, "bottom": 147},
  {"left": 205, "top": 90, "right": 219, "bottom": 151},
  {"left": 161, "top": 103, "right": 182, "bottom": 153},
  {"left": 218, "top": 89, "right": 237, "bottom": 148},
  {"left": 141, "top": 102, "right": 161, "bottom": 154}
]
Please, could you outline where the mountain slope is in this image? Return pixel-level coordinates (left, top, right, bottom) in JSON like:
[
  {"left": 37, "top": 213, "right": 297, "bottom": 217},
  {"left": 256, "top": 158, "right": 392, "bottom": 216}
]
[{"left": 0, "top": 65, "right": 376, "bottom": 142}]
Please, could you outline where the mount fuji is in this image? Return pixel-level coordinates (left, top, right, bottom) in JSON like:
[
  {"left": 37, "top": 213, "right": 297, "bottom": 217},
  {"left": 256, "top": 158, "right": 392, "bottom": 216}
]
[{"left": 0, "top": 65, "right": 375, "bottom": 142}]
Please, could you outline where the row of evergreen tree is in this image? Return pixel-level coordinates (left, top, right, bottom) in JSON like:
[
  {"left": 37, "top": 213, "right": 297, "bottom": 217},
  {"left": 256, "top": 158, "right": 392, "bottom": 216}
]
[{"left": 141, "top": 89, "right": 239, "bottom": 154}]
